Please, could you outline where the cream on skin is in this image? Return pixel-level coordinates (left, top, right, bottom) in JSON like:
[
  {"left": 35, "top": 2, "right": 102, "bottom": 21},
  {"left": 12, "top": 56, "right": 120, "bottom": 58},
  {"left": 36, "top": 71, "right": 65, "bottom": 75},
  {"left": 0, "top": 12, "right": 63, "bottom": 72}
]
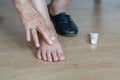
[{"left": 90, "top": 33, "right": 99, "bottom": 45}]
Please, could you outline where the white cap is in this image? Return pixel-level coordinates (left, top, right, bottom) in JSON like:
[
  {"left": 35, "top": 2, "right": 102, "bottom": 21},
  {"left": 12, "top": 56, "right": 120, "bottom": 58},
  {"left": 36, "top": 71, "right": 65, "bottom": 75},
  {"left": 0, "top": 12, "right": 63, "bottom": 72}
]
[{"left": 91, "top": 39, "right": 97, "bottom": 44}]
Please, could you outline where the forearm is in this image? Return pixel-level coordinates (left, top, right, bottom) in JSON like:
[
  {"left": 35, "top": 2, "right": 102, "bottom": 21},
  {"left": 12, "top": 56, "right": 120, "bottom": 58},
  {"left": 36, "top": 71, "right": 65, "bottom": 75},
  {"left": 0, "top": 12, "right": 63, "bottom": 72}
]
[{"left": 13, "top": 0, "right": 34, "bottom": 14}]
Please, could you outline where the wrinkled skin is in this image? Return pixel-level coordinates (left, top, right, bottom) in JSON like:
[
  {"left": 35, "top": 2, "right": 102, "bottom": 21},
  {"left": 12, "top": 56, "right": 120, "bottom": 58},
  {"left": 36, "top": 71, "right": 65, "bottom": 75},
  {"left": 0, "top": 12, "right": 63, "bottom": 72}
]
[{"left": 14, "top": 0, "right": 54, "bottom": 47}]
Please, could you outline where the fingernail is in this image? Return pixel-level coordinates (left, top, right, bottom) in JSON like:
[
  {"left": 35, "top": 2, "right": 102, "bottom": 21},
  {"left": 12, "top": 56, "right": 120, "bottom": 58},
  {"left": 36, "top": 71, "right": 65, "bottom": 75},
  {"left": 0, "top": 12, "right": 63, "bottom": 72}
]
[
  {"left": 27, "top": 38, "right": 30, "bottom": 41},
  {"left": 36, "top": 44, "right": 40, "bottom": 47},
  {"left": 49, "top": 41, "right": 53, "bottom": 45}
]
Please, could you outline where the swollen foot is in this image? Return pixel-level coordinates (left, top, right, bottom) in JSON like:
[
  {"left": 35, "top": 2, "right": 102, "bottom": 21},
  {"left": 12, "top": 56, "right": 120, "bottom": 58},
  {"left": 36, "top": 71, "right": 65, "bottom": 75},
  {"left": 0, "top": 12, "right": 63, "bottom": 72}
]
[
  {"left": 37, "top": 36, "right": 65, "bottom": 62},
  {"left": 36, "top": 21, "right": 65, "bottom": 62}
]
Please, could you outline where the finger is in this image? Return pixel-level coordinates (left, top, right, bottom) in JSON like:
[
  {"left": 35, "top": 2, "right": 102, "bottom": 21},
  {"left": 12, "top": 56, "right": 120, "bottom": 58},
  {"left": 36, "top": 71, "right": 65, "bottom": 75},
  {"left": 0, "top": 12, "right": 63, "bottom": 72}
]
[
  {"left": 31, "top": 29, "right": 40, "bottom": 47},
  {"left": 37, "top": 49, "right": 41, "bottom": 59},
  {"left": 38, "top": 27, "right": 53, "bottom": 45},
  {"left": 25, "top": 27, "right": 31, "bottom": 41},
  {"left": 22, "top": 21, "right": 31, "bottom": 42}
]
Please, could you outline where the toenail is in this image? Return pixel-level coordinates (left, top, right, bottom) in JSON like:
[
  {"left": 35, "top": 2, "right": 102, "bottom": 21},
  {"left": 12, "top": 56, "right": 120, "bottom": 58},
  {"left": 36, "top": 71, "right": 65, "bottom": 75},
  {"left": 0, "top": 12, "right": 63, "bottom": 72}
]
[
  {"left": 37, "top": 56, "right": 41, "bottom": 59},
  {"left": 48, "top": 59, "right": 52, "bottom": 62},
  {"left": 54, "top": 58, "right": 58, "bottom": 61},
  {"left": 43, "top": 58, "right": 47, "bottom": 61}
]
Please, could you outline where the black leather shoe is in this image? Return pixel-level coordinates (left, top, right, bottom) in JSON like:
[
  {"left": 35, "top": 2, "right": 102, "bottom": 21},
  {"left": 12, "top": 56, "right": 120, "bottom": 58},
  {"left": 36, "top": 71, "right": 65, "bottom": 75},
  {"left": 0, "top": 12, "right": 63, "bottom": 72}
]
[{"left": 50, "top": 12, "right": 78, "bottom": 36}]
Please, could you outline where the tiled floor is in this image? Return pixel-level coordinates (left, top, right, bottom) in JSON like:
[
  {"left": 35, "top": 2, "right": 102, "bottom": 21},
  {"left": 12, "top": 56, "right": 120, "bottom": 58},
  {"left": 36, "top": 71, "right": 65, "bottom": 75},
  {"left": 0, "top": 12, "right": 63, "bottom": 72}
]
[{"left": 0, "top": 0, "right": 120, "bottom": 80}]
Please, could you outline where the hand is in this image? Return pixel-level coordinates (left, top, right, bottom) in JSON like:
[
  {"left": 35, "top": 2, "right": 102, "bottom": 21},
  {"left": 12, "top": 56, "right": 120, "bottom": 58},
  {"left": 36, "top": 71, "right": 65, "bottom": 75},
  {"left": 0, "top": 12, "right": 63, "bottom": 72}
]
[{"left": 14, "top": 0, "right": 54, "bottom": 47}]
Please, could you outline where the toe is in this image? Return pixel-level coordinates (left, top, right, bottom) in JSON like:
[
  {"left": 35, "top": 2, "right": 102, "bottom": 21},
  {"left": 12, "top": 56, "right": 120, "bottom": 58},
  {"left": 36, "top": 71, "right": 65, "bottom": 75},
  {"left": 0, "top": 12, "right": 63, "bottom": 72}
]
[
  {"left": 57, "top": 50, "right": 65, "bottom": 61},
  {"left": 37, "top": 49, "right": 41, "bottom": 60},
  {"left": 46, "top": 50, "right": 52, "bottom": 62},
  {"left": 51, "top": 50, "right": 59, "bottom": 62},
  {"left": 41, "top": 51, "right": 47, "bottom": 61}
]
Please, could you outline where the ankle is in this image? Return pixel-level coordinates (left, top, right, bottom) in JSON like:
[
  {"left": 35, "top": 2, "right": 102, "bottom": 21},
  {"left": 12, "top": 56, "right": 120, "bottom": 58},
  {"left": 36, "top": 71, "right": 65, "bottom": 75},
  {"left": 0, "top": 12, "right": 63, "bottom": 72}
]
[{"left": 48, "top": 3, "right": 67, "bottom": 16}]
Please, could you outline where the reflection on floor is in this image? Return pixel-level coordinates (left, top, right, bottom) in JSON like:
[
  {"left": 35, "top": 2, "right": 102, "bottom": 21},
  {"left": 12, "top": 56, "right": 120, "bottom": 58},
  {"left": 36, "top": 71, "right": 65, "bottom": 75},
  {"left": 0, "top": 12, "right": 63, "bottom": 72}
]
[{"left": 0, "top": 0, "right": 120, "bottom": 80}]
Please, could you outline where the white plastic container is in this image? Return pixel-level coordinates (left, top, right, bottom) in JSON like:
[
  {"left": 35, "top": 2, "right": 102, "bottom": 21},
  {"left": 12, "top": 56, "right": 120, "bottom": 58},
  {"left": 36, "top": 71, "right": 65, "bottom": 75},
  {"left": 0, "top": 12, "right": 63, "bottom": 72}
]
[{"left": 90, "top": 33, "right": 99, "bottom": 45}]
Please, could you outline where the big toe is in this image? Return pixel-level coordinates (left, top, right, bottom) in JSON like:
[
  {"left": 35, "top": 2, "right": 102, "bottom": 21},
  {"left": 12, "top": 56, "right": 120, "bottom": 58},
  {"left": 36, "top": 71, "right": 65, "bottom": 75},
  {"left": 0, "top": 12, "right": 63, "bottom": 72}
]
[{"left": 58, "top": 50, "right": 65, "bottom": 61}]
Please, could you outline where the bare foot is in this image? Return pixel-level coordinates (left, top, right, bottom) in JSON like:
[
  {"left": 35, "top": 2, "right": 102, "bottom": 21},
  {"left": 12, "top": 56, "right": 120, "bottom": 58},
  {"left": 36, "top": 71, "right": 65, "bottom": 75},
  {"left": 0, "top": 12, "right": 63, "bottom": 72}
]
[
  {"left": 30, "top": 0, "right": 65, "bottom": 62},
  {"left": 37, "top": 23, "right": 65, "bottom": 62}
]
